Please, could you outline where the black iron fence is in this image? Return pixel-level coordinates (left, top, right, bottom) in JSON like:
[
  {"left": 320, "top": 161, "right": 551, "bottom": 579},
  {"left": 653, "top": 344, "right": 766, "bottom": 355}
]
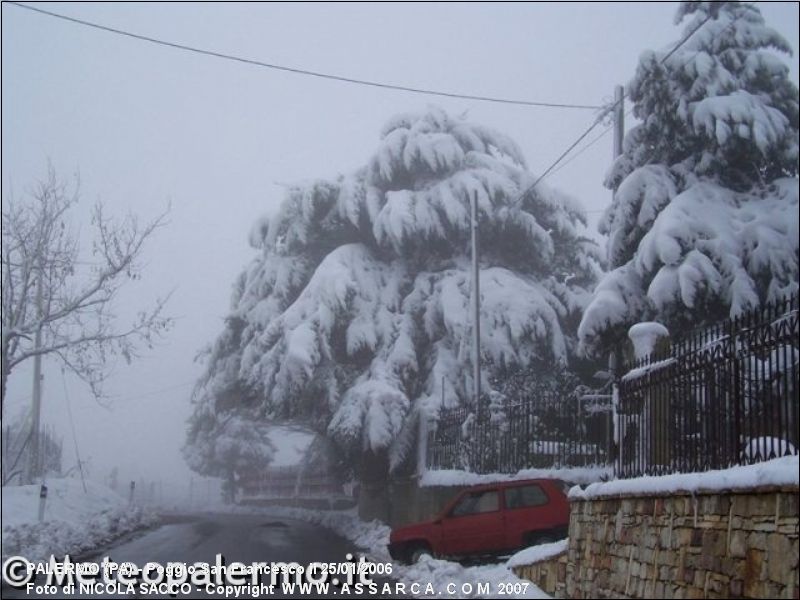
[
  {"left": 426, "top": 296, "right": 798, "bottom": 479},
  {"left": 427, "top": 392, "right": 612, "bottom": 474},
  {"left": 617, "top": 295, "right": 799, "bottom": 478}
]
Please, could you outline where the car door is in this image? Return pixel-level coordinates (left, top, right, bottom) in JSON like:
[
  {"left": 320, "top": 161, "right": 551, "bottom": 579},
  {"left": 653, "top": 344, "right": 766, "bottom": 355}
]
[
  {"left": 502, "top": 482, "right": 557, "bottom": 548},
  {"left": 439, "top": 488, "right": 504, "bottom": 556}
]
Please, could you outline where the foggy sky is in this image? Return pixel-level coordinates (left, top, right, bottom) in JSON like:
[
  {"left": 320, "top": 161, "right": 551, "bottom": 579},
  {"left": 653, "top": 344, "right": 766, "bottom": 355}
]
[{"left": 2, "top": 2, "right": 798, "bottom": 489}]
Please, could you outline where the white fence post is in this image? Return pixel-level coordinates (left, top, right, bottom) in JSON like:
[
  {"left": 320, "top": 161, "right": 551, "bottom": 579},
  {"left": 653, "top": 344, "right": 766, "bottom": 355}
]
[{"left": 38, "top": 483, "right": 48, "bottom": 522}]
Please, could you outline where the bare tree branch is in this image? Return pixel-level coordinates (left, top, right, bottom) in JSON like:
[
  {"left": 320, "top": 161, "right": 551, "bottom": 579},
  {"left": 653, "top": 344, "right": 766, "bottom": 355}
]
[{"left": 0, "top": 165, "right": 173, "bottom": 416}]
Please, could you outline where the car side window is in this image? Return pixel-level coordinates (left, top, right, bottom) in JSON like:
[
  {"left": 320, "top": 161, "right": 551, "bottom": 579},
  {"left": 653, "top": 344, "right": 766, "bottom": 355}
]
[
  {"left": 505, "top": 484, "right": 549, "bottom": 509},
  {"left": 450, "top": 490, "right": 499, "bottom": 517}
]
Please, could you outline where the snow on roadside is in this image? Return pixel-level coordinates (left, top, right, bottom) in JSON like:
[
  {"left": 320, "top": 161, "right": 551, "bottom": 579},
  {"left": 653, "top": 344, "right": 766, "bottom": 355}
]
[
  {"left": 569, "top": 455, "right": 799, "bottom": 500},
  {"left": 251, "top": 505, "right": 550, "bottom": 598},
  {"left": 400, "top": 555, "right": 550, "bottom": 599},
  {"left": 1, "top": 477, "right": 158, "bottom": 564},
  {"left": 421, "top": 465, "right": 611, "bottom": 488},
  {"left": 247, "top": 505, "right": 392, "bottom": 558}
]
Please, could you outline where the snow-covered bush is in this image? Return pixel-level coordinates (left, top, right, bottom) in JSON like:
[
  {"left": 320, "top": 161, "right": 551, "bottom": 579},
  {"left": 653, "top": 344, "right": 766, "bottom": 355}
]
[
  {"left": 579, "top": 1, "right": 799, "bottom": 356},
  {"left": 184, "top": 413, "right": 275, "bottom": 481},
  {"left": 185, "top": 106, "right": 601, "bottom": 477}
]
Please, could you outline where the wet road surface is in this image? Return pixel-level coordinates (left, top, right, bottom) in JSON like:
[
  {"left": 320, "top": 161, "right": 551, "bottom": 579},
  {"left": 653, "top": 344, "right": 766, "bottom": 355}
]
[{"left": 2, "top": 512, "right": 403, "bottom": 599}]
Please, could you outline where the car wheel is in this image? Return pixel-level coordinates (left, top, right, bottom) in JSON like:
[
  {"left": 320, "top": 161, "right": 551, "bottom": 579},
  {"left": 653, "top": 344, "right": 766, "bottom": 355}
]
[{"left": 410, "top": 546, "right": 432, "bottom": 563}]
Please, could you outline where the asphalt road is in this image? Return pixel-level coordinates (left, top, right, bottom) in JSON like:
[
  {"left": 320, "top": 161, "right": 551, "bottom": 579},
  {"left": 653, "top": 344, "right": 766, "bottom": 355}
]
[{"left": 2, "top": 513, "right": 403, "bottom": 599}]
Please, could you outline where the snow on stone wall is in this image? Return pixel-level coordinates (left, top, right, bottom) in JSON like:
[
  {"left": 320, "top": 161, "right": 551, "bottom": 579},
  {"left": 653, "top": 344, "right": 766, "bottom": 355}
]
[{"left": 512, "top": 458, "right": 800, "bottom": 599}]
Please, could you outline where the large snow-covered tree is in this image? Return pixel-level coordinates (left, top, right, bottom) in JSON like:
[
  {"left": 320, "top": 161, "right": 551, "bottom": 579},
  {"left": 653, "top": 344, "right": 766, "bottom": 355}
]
[
  {"left": 579, "top": 1, "right": 799, "bottom": 356},
  {"left": 184, "top": 107, "right": 602, "bottom": 477}
]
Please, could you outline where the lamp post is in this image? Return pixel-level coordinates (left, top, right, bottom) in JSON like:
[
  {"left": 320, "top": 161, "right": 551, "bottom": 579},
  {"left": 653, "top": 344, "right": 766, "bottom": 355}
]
[{"left": 471, "top": 191, "right": 482, "bottom": 422}]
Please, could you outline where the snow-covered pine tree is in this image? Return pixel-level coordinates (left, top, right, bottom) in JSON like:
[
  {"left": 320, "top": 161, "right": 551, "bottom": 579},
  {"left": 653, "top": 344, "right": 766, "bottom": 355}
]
[
  {"left": 184, "top": 106, "right": 602, "bottom": 478},
  {"left": 579, "top": 1, "right": 799, "bottom": 356},
  {"left": 183, "top": 315, "right": 276, "bottom": 481}
]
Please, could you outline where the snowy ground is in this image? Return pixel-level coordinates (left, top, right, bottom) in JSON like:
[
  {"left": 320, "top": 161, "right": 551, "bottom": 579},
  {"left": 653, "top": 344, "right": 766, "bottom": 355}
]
[
  {"left": 242, "top": 505, "right": 552, "bottom": 599},
  {"left": 1, "top": 477, "right": 158, "bottom": 564},
  {"left": 421, "top": 465, "right": 611, "bottom": 487}
]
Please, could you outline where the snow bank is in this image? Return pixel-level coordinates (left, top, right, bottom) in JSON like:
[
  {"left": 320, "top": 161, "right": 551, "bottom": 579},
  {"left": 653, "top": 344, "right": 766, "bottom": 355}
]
[
  {"left": 245, "top": 505, "right": 392, "bottom": 557},
  {"left": 1, "top": 478, "right": 157, "bottom": 563},
  {"left": 507, "top": 539, "right": 568, "bottom": 568},
  {"left": 569, "top": 455, "right": 799, "bottom": 500},
  {"left": 742, "top": 437, "right": 797, "bottom": 461},
  {"left": 420, "top": 466, "right": 612, "bottom": 488},
  {"left": 250, "top": 505, "right": 549, "bottom": 598},
  {"left": 402, "top": 556, "right": 550, "bottom": 599}
]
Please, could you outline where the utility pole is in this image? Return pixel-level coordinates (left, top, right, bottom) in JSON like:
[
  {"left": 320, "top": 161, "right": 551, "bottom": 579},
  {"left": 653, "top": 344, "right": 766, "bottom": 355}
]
[
  {"left": 27, "top": 271, "right": 44, "bottom": 484},
  {"left": 610, "top": 84, "right": 625, "bottom": 475},
  {"left": 470, "top": 190, "right": 482, "bottom": 422},
  {"left": 610, "top": 87, "right": 624, "bottom": 364},
  {"left": 613, "top": 84, "right": 624, "bottom": 163}
]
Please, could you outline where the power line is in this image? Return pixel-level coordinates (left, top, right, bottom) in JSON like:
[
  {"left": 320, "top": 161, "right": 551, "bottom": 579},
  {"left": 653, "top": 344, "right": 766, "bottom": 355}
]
[
  {"left": 563, "top": 21, "right": 715, "bottom": 191},
  {"left": 549, "top": 106, "right": 636, "bottom": 179},
  {"left": 7, "top": 2, "right": 601, "bottom": 111},
  {"left": 516, "top": 11, "right": 717, "bottom": 202},
  {"left": 548, "top": 125, "right": 613, "bottom": 178}
]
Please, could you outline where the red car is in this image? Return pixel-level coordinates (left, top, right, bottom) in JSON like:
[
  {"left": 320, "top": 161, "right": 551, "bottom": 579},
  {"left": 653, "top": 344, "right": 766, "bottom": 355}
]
[{"left": 388, "top": 479, "right": 570, "bottom": 563}]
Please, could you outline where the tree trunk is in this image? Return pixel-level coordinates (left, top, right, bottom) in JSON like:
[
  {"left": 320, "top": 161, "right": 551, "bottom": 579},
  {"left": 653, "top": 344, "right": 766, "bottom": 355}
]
[{"left": 0, "top": 333, "right": 10, "bottom": 421}]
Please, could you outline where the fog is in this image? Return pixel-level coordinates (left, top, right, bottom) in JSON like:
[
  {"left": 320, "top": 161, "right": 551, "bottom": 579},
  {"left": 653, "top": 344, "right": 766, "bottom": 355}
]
[{"left": 2, "top": 2, "right": 798, "bottom": 497}]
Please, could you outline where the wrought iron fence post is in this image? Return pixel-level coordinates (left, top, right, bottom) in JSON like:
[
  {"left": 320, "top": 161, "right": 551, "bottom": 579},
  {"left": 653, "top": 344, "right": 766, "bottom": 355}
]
[
  {"left": 608, "top": 349, "right": 621, "bottom": 479},
  {"left": 423, "top": 298, "right": 797, "bottom": 480}
]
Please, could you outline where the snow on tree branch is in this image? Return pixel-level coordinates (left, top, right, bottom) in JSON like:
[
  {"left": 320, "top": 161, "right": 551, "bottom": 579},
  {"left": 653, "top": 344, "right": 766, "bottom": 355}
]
[
  {"left": 185, "top": 106, "right": 601, "bottom": 477},
  {"left": 580, "top": 2, "right": 799, "bottom": 357}
]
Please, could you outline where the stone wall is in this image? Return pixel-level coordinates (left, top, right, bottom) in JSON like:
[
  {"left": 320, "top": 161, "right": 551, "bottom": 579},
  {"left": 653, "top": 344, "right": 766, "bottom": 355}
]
[
  {"left": 513, "top": 553, "right": 568, "bottom": 597},
  {"left": 513, "top": 486, "right": 799, "bottom": 599}
]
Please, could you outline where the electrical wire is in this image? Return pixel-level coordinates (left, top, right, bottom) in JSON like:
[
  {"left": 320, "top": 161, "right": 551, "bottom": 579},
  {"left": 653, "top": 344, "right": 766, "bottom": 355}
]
[
  {"left": 549, "top": 106, "right": 637, "bottom": 179},
  {"left": 515, "top": 11, "right": 718, "bottom": 202},
  {"left": 548, "top": 125, "right": 613, "bottom": 178},
  {"left": 6, "top": 2, "right": 602, "bottom": 110}
]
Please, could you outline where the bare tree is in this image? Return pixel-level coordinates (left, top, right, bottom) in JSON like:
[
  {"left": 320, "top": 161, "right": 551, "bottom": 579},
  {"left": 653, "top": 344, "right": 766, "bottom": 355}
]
[{"left": 1, "top": 165, "right": 173, "bottom": 417}]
